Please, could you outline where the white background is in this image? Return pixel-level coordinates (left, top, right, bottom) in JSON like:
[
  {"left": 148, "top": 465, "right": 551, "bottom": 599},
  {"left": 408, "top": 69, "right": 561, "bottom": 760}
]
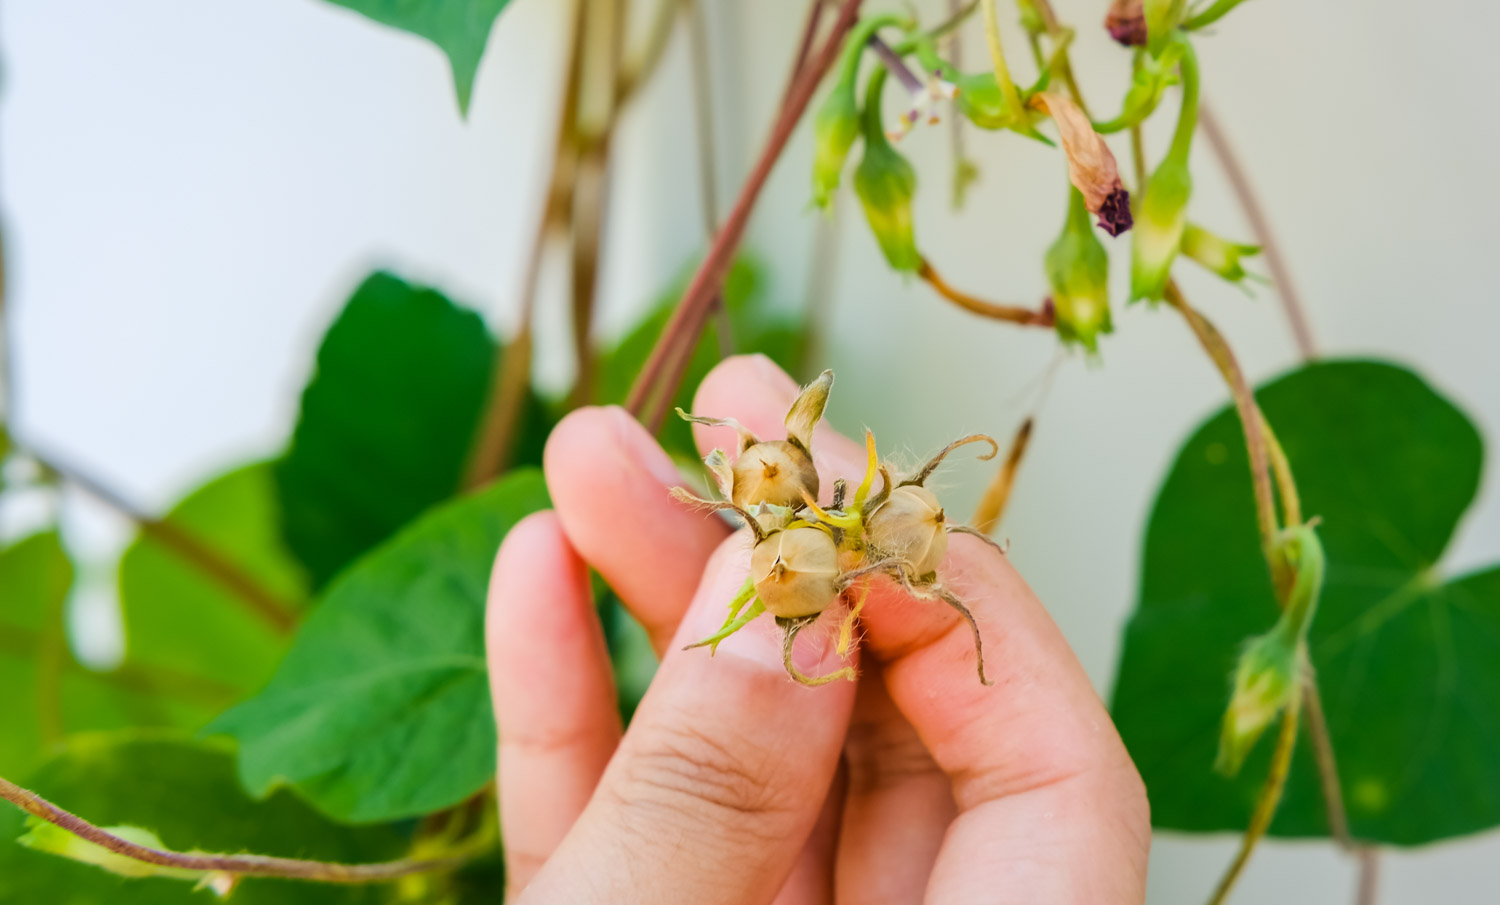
[{"left": 3, "top": 0, "right": 1498, "bottom": 901}]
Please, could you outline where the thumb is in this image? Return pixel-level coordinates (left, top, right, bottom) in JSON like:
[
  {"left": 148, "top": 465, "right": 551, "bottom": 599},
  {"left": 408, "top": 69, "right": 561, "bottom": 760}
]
[{"left": 518, "top": 531, "right": 857, "bottom": 905}]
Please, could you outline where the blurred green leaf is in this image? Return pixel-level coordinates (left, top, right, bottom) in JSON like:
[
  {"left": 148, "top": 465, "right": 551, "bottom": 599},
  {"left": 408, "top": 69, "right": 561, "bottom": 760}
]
[
  {"left": 0, "top": 533, "right": 200, "bottom": 778},
  {"left": 277, "top": 271, "right": 544, "bottom": 590},
  {"left": 321, "top": 0, "right": 514, "bottom": 115},
  {"left": 1111, "top": 359, "right": 1499, "bottom": 845},
  {"left": 0, "top": 731, "right": 404, "bottom": 904},
  {"left": 596, "top": 257, "right": 802, "bottom": 459},
  {"left": 209, "top": 470, "right": 550, "bottom": 823},
  {"left": 118, "top": 464, "right": 307, "bottom": 724}
]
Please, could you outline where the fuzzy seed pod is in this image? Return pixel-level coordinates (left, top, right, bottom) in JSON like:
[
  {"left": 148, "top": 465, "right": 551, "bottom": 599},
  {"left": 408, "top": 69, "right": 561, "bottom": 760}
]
[
  {"left": 752, "top": 527, "right": 842, "bottom": 618},
  {"left": 732, "top": 440, "right": 820, "bottom": 510},
  {"left": 1029, "top": 92, "right": 1132, "bottom": 237},
  {"left": 867, "top": 485, "right": 948, "bottom": 576}
]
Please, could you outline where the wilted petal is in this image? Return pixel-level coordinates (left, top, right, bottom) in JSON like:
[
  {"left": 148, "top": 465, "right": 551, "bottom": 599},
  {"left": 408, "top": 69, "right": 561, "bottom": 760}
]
[{"left": 1030, "top": 92, "right": 1132, "bottom": 236}]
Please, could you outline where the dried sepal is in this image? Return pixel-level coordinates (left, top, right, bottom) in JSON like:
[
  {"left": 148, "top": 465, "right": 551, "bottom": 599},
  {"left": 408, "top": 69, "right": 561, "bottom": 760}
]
[
  {"left": 778, "top": 615, "right": 859, "bottom": 686},
  {"left": 785, "top": 369, "right": 834, "bottom": 453},
  {"left": 684, "top": 597, "right": 767, "bottom": 653},
  {"left": 668, "top": 486, "right": 767, "bottom": 544},
  {"left": 1028, "top": 92, "right": 1133, "bottom": 236},
  {"left": 901, "top": 434, "right": 1000, "bottom": 488},
  {"left": 886, "top": 564, "right": 992, "bottom": 686},
  {"left": 675, "top": 408, "right": 758, "bottom": 453},
  {"left": 703, "top": 448, "right": 735, "bottom": 499},
  {"left": 946, "top": 524, "right": 1011, "bottom": 557}
]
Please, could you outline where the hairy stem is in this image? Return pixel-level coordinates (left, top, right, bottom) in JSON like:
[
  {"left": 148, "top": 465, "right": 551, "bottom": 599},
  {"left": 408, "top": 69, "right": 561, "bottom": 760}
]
[
  {"left": 917, "top": 258, "right": 1054, "bottom": 325},
  {"left": 626, "top": 0, "right": 867, "bottom": 425},
  {"left": 1302, "top": 665, "right": 1352, "bottom": 848},
  {"left": 1198, "top": 103, "right": 1317, "bottom": 361},
  {"left": 1206, "top": 687, "right": 1302, "bottom": 905},
  {"left": 0, "top": 775, "right": 486, "bottom": 883},
  {"left": 1163, "top": 281, "right": 1276, "bottom": 555},
  {"left": 28, "top": 445, "right": 299, "bottom": 634},
  {"left": 978, "top": 0, "right": 1024, "bottom": 116}
]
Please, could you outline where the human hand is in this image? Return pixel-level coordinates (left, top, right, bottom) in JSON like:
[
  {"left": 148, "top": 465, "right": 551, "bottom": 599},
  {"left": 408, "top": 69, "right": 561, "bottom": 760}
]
[{"left": 487, "top": 355, "right": 1150, "bottom": 904}]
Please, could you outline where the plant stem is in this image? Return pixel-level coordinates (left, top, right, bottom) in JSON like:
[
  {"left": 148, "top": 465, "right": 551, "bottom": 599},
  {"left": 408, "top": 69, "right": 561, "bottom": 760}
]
[
  {"left": 1163, "top": 280, "right": 1276, "bottom": 555},
  {"left": 970, "top": 417, "right": 1034, "bottom": 532},
  {"left": 464, "top": 0, "right": 589, "bottom": 488},
  {"left": 1129, "top": 122, "right": 1147, "bottom": 190},
  {"left": 567, "top": 0, "right": 629, "bottom": 409},
  {"left": 26, "top": 445, "right": 299, "bottom": 634},
  {"left": 684, "top": 0, "right": 734, "bottom": 359},
  {"left": 1184, "top": 0, "right": 1248, "bottom": 30},
  {"left": 1302, "top": 666, "right": 1353, "bottom": 848},
  {"left": 616, "top": 0, "right": 680, "bottom": 102},
  {"left": 978, "top": 0, "right": 1025, "bottom": 117},
  {"left": 1028, "top": 0, "right": 1091, "bottom": 115},
  {"left": 1206, "top": 685, "right": 1302, "bottom": 905},
  {"left": 1198, "top": 103, "right": 1317, "bottom": 361},
  {"left": 625, "top": 0, "right": 867, "bottom": 425},
  {"left": 1166, "top": 36, "right": 1200, "bottom": 165},
  {"left": 918, "top": 258, "right": 1054, "bottom": 325},
  {"left": 1356, "top": 849, "right": 1381, "bottom": 905},
  {"left": 0, "top": 774, "right": 487, "bottom": 883}
]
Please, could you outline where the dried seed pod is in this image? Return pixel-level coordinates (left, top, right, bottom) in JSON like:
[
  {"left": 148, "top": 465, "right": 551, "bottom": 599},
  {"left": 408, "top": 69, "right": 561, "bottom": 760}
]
[
  {"left": 752, "top": 527, "right": 841, "bottom": 618},
  {"left": 866, "top": 485, "right": 948, "bottom": 576},
  {"left": 731, "top": 440, "right": 820, "bottom": 510}
]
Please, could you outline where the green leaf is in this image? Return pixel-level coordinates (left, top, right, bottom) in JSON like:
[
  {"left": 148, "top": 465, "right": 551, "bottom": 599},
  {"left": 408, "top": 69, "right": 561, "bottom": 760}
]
[
  {"left": 118, "top": 464, "right": 307, "bottom": 723},
  {"left": 0, "top": 533, "right": 201, "bottom": 778},
  {"left": 209, "top": 470, "right": 551, "bottom": 823},
  {"left": 0, "top": 731, "right": 404, "bottom": 904},
  {"left": 595, "top": 256, "right": 802, "bottom": 459},
  {"left": 322, "top": 0, "right": 514, "bottom": 114},
  {"left": 1111, "top": 359, "right": 1498, "bottom": 845},
  {"left": 277, "top": 271, "right": 545, "bottom": 590}
]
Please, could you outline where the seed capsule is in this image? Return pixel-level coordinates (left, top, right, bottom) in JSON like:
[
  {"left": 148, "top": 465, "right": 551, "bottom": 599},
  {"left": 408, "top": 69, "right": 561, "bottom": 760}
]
[
  {"left": 752, "top": 527, "right": 841, "bottom": 618},
  {"left": 732, "top": 440, "right": 820, "bottom": 510},
  {"left": 867, "top": 485, "right": 948, "bottom": 576}
]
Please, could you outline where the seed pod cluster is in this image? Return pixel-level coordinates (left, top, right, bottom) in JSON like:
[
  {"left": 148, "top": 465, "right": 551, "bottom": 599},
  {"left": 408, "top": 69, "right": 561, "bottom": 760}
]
[{"left": 674, "top": 370, "right": 1005, "bottom": 687}]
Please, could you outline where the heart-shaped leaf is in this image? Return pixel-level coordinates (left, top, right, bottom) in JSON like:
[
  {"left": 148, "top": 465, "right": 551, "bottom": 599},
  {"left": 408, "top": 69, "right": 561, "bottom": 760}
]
[
  {"left": 209, "top": 469, "right": 549, "bottom": 823},
  {"left": 321, "top": 0, "right": 515, "bottom": 114},
  {"left": 1110, "top": 359, "right": 1497, "bottom": 845},
  {"left": 277, "top": 271, "right": 544, "bottom": 590}
]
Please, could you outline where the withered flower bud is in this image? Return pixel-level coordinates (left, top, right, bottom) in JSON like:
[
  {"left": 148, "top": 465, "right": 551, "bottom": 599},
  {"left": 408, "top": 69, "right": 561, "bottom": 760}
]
[
  {"left": 867, "top": 485, "right": 949, "bottom": 577},
  {"left": 752, "top": 527, "right": 842, "bottom": 618},
  {"left": 1105, "top": 0, "right": 1147, "bottom": 46},
  {"left": 1029, "top": 92, "right": 1132, "bottom": 236}
]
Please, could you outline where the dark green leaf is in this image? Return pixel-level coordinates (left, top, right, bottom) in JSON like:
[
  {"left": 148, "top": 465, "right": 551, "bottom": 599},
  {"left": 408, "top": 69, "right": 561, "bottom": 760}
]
[
  {"left": 118, "top": 464, "right": 307, "bottom": 723},
  {"left": 595, "top": 256, "right": 802, "bottom": 460},
  {"left": 277, "top": 271, "right": 544, "bottom": 589},
  {"left": 321, "top": 0, "right": 514, "bottom": 114},
  {"left": 1111, "top": 359, "right": 1496, "bottom": 845},
  {"left": 0, "top": 731, "right": 404, "bottom": 904},
  {"left": 209, "top": 470, "right": 550, "bottom": 823}
]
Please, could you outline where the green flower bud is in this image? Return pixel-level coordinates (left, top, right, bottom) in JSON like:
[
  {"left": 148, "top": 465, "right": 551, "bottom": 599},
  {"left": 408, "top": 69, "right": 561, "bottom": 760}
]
[
  {"left": 855, "top": 68, "right": 921, "bottom": 272},
  {"left": 1215, "top": 526, "right": 1325, "bottom": 776},
  {"left": 812, "top": 84, "right": 860, "bottom": 210},
  {"left": 811, "top": 15, "right": 906, "bottom": 209},
  {"left": 1180, "top": 222, "right": 1261, "bottom": 285},
  {"left": 867, "top": 484, "right": 948, "bottom": 576},
  {"left": 1046, "top": 188, "right": 1113, "bottom": 351},
  {"left": 1130, "top": 155, "right": 1191, "bottom": 302},
  {"left": 752, "top": 526, "right": 842, "bottom": 618},
  {"left": 1016, "top": 0, "right": 1047, "bottom": 36}
]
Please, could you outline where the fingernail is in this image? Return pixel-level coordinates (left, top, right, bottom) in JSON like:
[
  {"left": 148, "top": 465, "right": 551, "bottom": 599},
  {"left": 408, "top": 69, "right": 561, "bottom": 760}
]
[{"left": 604, "top": 406, "right": 687, "bottom": 489}]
